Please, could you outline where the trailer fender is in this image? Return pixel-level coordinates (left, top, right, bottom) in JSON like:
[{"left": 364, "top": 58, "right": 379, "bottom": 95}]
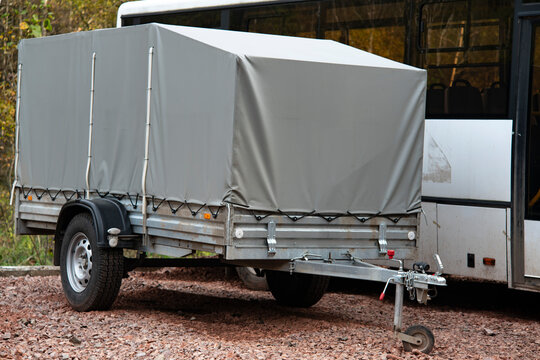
[{"left": 53, "top": 198, "right": 133, "bottom": 265}]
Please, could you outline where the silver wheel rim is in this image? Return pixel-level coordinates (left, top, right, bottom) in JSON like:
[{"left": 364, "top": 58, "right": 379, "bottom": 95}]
[{"left": 66, "top": 232, "right": 93, "bottom": 293}]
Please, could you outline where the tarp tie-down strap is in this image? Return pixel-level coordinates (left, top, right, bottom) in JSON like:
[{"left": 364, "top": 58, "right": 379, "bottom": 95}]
[
  {"left": 20, "top": 186, "right": 82, "bottom": 201},
  {"left": 208, "top": 206, "right": 221, "bottom": 219},
  {"left": 33, "top": 189, "right": 47, "bottom": 200},
  {"left": 95, "top": 190, "right": 139, "bottom": 209},
  {"left": 317, "top": 214, "right": 344, "bottom": 222},
  {"left": 385, "top": 216, "right": 403, "bottom": 223},
  {"left": 62, "top": 190, "right": 80, "bottom": 201},
  {"left": 167, "top": 201, "right": 184, "bottom": 214},
  {"left": 112, "top": 193, "right": 125, "bottom": 201},
  {"left": 250, "top": 211, "right": 271, "bottom": 221},
  {"left": 95, "top": 189, "right": 109, "bottom": 198},
  {"left": 347, "top": 211, "right": 381, "bottom": 223},
  {"left": 48, "top": 189, "right": 61, "bottom": 201},
  {"left": 148, "top": 197, "right": 221, "bottom": 217},
  {"left": 16, "top": 186, "right": 405, "bottom": 224},
  {"left": 277, "top": 209, "right": 316, "bottom": 222},
  {"left": 186, "top": 203, "right": 206, "bottom": 217},
  {"left": 248, "top": 210, "right": 402, "bottom": 224},
  {"left": 21, "top": 186, "right": 32, "bottom": 198},
  {"left": 346, "top": 211, "right": 402, "bottom": 224},
  {"left": 127, "top": 193, "right": 139, "bottom": 209},
  {"left": 151, "top": 196, "right": 165, "bottom": 212}
]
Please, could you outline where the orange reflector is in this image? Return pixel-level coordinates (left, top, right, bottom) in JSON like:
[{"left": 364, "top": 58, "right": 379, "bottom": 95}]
[
  {"left": 28, "top": 195, "right": 33, "bottom": 201},
  {"left": 483, "top": 257, "right": 496, "bottom": 266},
  {"left": 203, "top": 213, "right": 211, "bottom": 220}
]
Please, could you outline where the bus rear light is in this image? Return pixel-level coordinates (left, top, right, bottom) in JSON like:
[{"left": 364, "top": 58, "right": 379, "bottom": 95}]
[{"left": 483, "top": 257, "right": 496, "bottom": 266}]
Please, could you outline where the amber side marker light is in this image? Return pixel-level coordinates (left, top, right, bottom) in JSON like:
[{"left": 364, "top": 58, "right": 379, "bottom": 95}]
[
  {"left": 203, "top": 213, "right": 211, "bottom": 220},
  {"left": 27, "top": 195, "right": 33, "bottom": 201},
  {"left": 483, "top": 257, "right": 496, "bottom": 266}
]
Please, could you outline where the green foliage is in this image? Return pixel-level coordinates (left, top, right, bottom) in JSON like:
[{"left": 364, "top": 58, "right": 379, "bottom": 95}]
[
  {"left": 0, "top": 0, "right": 129, "bottom": 265},
  {"left": 0, "top": 235, "right": 53, "bottom": 265},
  {"left": 0, "top": 187, "right": 53, "bottom": 265}
]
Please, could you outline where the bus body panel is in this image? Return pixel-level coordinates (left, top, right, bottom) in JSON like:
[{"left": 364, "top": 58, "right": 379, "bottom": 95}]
[
  {"left": 422, "top": 119, "right": 512, "bottom": 203},
  {"left": 117, "top": 0, "right": 271, "bottom": 27},
  {"left": 419, "top": 202, "right": 509, "bottom": 282},
  {"left": 436, "top": 205, "right": 508, "bottom": 282},
  {"left": 524, "top": 220, "right": 540, "bottom": 278}
]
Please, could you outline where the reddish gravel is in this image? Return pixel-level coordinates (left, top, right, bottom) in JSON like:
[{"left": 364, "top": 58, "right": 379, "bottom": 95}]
[{"left": 1, "top": 268, "right": 539, "bottom": 359}]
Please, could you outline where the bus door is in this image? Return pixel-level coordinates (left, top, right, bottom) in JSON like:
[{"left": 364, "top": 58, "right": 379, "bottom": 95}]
[{"left": 514, "top": 13, "right": 540, "bottom": 288}]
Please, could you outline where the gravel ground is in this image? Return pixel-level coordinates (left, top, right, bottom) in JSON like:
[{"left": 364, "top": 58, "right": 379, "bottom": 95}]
[{"left": 1, "top": 268, "right": 539, "bottom": 360}]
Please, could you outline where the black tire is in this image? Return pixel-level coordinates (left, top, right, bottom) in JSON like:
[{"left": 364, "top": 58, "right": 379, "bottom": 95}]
[
  {"left": 402, "top": 325, "right": 435, "bottom": 354},
  {"left": 265, "top": 270, "right": 329, "bottom": 307},
  {"left": 60, "top": 213, "right": 124, "bottom": 311},
  {"left": 236, "top": 267, "right": 269, "bottom": 291}
]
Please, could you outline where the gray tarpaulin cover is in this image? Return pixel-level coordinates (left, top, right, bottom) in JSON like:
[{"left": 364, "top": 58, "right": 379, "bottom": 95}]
[{"left": 17, "top": 23, "right": 426, "bottom": 215}]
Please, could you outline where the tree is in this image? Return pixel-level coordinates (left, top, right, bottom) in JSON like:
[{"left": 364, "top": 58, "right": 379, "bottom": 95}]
[{"left": 0, "top": 0, "right": 129, "bottom": 265}]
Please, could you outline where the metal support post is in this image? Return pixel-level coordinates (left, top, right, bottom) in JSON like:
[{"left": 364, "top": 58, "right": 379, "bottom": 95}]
[
  {"left": 393, "top": 260, "right": 405, "bottom": 333},
  {"left": 85, "top": 52, "right": 96, "bottom": 199},
  {"left": 142, "top": 46, "right": 154, "bottom": 247},
  {"left": 393, "top": 281, "right": 404, "bottom": 332},
  {"left": 10, "top": 63, "right": 23, "bottom": 206},
  {"left": 225, "top": 203, "right": 234, "bottom": 246}
]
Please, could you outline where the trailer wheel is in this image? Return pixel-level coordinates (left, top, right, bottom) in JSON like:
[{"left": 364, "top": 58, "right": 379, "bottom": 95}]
[
  {"left": 60, "top": 213, "right": 124, "bottom": 311},
  {"left": 402, "top": 325, "right": 435, "bottom": 354},
  {"left": 265, "top": 270, "right": 329, "bottom": 307},
  {"left": 236, "top": 267, "right": 268, "bottom": 291}
]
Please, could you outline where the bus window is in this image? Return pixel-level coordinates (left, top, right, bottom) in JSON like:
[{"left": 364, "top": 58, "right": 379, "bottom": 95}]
[
  {"left": 415, "top": 0, "right": 513, "bottom": 119},
  {"left": 229, "top": 3, "right": 319, "bottom": 38},
  {"left": 322, "top": 0, "right": 406, "bottom": 63},
  {"left": 527, "top": 25, "right": 540, "bottom": 220},
  {"left": 122, "top": 10, "right": 222, "bottom": 29}
]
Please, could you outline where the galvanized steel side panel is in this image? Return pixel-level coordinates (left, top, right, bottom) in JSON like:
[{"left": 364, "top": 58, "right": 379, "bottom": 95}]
[
  {"left": 225, "top": 209, "right": 418, "bottom": 260},
  {"left": 16, "top": 195, "right": 419, "bottom": 262}
]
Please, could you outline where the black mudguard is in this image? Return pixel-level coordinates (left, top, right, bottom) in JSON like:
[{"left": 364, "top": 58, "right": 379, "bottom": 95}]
[{"left": 53, "top": 198, "right": 134, "bottom": 265}]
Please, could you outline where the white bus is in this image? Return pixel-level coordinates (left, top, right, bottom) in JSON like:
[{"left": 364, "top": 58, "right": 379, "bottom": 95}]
[{"left": 117, "top": 0, "right": 540, "bottom": 292}]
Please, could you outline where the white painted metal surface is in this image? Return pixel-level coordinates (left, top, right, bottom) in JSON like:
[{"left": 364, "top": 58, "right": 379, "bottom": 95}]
[
  {"left": 422, "top": 119, "right": 512, "bottom": 202},
  {"left": 506, "top": 209, "right": 512, "bottom": 287},
  {"left": 436, "top": 204, "right": 508, "bottom": 281},
  {"left": 415, "top": 202, "right": 438, "bottom": 270},
  {"left": 524, "top": 220, "right": 540, "bottom": 278},
  {"left": 117, "top": 0, "right": 272, "bottom": 27}
]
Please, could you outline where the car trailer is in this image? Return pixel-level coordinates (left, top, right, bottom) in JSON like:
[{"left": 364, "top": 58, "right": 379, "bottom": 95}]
[{"left": 13, "top": 23, "right": 445, "bottom": 353}]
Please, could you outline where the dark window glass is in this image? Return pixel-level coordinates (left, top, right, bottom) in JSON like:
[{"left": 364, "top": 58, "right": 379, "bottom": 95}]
[
  {"left": 414, "top": 0, "right": 513, "bottom": 118},
  {"left": 526, "top": 25, "right": 540, "bottom": 219},
  {"left": 322, "top": 0, "right": 406, "bottom": 62},
  {"left": 230, "top": 0, "right": 406, "bottom": 62},
  {"left": 229, "top": 2, "right": 319, "bottom": 38},
  {"left": 122, "top": 10, "right": 221, "bottom": 29}
]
